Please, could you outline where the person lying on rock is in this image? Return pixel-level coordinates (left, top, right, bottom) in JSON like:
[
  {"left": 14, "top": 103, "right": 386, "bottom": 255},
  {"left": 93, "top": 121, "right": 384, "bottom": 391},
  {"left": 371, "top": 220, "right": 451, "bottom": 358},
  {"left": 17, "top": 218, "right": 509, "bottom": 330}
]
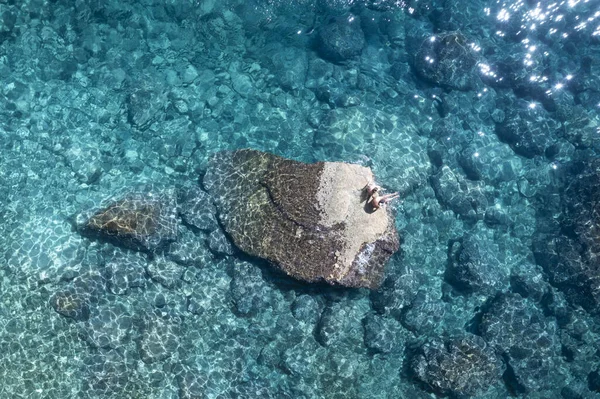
[
  {"left": 364, "top": 181, "right": 381, "bottom": 197},
  {"left": 364, "top": 182, "right": 399, "bottom": 210}
]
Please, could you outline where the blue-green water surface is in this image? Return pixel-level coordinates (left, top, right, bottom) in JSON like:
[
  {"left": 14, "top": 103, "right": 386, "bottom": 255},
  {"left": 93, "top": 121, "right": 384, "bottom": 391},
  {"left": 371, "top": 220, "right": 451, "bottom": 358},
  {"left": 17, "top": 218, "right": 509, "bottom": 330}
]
[{"left": 1, "top": 0, "right": 600, "bottom": 398}]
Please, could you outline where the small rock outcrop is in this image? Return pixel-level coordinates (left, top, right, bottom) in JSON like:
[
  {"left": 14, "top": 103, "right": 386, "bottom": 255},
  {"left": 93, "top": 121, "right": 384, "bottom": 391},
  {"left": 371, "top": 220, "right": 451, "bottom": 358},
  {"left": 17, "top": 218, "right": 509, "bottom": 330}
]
[
  {"left": 495, "top": 108, "right": 556, "bottom": 158},
  {"left": 50, "top": 289, "right": 91, "bottom": 321},
  {"left": 204, "top": 149, "right": 399, "bottom": 289},
  {"left": 317, "top": 15, "right": 366, "bottom": 62},
  {"left": 413, "top": 31, "right": 478, "bottom": 90},
  {"left": 411, "top": 335, "right": 504, "bottom": 397},
  {"left": 76, "top": 186, "right": 178, "bottom": 252}
]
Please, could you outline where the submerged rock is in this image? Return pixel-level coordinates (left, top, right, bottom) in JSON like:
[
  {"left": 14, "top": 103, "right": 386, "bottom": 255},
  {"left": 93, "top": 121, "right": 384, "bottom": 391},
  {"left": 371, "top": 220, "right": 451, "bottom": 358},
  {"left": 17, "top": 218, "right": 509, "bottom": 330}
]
[
  {"left": 317, "top": 15, "right": 366, "bottom": 62},
  {"left": 50, "top": 289, "right": 90, "bottom": 321},
  {"left": 533, "top": 158, "right": 600, "bottom": 313},
  {"left": 204, "top": 149, "right": 400, "bottom": 289},
  {"left": 413, "top": 31, "right": 479, "bottom": 90},
  {"left": 411, "top": 335, "right": 504, "bottom": 397},
  {"left": 140, "top": 317, "right": 181, "bottom": 364},
  {"left": 430, "top": 165, "right": 487, "bottom": 220},
  {"left": 126, "top": 87, "right": 166, "bottom": 130},
  {"left": 230, "top": 259, "right": 272, "bottom": 317},
  {"left": 76, "top": 186, "right": 178, "bottom": 252},
  {"left": 446, "top": 234, "right": 508, "bottom": 294},
  {"left": 479, "top": 293, "right": 562, "bottom": 391},
  {"left": 105, "top": 251, "right": 147, "bottom": 295},
  {"left": 495, "top": 108, "right": 556, "bottom": 158}
]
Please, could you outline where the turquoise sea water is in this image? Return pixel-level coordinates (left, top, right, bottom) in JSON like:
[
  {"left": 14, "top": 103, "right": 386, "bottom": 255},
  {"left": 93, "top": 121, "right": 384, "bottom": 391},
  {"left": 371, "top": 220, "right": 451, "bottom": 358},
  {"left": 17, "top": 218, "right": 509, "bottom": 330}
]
[{"left": 1, "top": 0, "right": 600, "bottom": 398}]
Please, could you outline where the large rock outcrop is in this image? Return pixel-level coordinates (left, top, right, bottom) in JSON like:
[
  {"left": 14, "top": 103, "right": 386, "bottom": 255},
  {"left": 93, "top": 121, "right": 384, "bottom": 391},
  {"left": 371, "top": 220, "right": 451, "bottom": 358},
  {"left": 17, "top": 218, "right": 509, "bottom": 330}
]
[{"left": 204, "top": 149, "right": 400, "bottom": 289}]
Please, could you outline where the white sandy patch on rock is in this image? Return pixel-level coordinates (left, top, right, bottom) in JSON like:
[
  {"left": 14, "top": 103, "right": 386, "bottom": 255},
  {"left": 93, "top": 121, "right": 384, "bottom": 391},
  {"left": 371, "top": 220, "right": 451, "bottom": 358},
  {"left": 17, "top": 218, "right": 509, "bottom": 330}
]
[{"left": 316, "top": 162, "right": 391, "bottom": 282}]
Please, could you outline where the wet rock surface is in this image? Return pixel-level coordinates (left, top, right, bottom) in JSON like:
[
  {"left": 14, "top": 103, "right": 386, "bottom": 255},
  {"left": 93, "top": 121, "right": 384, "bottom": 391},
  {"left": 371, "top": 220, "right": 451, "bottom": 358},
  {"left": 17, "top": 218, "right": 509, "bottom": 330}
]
[
  {"left": 446, "top": 234, "right": 509, "bottom": 294},
  {"left": 430, "top": 165, "right": 488, "bottom": 220},
  {"left": 412, "top": 335, "right": 504, "bottom": 396},
  {"left": 411, "top": 335, "right": 504, "bottom": 397},
  {"left": 317, "top": 15, "right": 366, "bottom": 62},
  {"left": 50, "top": 288, "right": 91, "bottom": 321},
  {"left": 147, "top": 256, "right": 185, "bottom": 289},
  {"left": 76, "top": 186, "right": 179, "bottom": 252},
  {"left": 230, "top": 259, "right": 273, "bottom": 316},
  {"left": 534, "top": 158, "right": 600, "bottom": 313},
  {"left": 495, "top": 108, "right": 557, "bottom": 158},
  {"left": 104, "top": 251, "right": 147, "bottom": 295},
  {"left": 204, "top": 149, "right": 400, "bottom": 289},
  {"left": 140, "top": 317, "right": 181, "bottom": 363},
  {"left": 479, "top": 293, "right": 563, "bottom": 391},
  {"left": 412, "top": 31, "right": 479, "bottom": 90},
  {"left": 178, "top": 185, "right": 219, "bottom": 232},
  {"left": 362, "top": 313, "right": 406, "bottom": 353}
]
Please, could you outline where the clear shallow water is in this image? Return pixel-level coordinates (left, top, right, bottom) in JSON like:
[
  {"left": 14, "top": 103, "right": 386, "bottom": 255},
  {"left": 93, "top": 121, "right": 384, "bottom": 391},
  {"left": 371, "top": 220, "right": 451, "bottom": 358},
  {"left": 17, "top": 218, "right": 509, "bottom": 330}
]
[{"left": 1, "top": 0, "right": 600, "bottom": 398}]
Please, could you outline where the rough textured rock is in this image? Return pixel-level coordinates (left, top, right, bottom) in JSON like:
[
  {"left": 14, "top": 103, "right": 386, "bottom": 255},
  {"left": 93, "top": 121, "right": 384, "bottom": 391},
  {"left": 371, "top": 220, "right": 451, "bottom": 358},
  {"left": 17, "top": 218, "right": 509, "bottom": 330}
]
[
  {"left": 479, "top": 293, "right": 562, "bottom": 391},
  {"left": 370, "top": 267, "right": 420, "bottom": 319},
  {"left": 270, "top": 45, "right": 309, "bottom": 91},
  {"left": 413, "top": 31, "right": 478, "bottom": 90},
  {"left": 50, "top": 289, "right": 91, "bottom": 321},
  {"left": 81, "top": 302, "right": 134, "bottom": 349},
  {"left": 166, "top": 227, "right": 214, "bottom": 268},
  {"left": 207, "top": 227, "right": 235, "bottom": 255},
  {"left": 589, "top": 369, "right": 600, "bottom": 393},
  {"left": 230, "top": 260, "right": 272, "bottom": 317},
  {"left": 402, "top": 290, "right": 446, "bottom": 336},
  {"left": 446, "top": 234, "right": 509, "bottom": 294},
  {"left": 362, "top": 313, "right": 405, "bottom": 353},
  {"left": 316, "top": 301, "right": 364, "bottom": 348},
  {"left": 178, "top": 370, "right": 207, "bottom": 399},
  {"left": 203, "top": 149, "right": 400, "bottom": 289},
  {"left": 81, "top": 350, "right": 132, "bottom": 397},
  {"left": 495, "top": 108, "right": 557, "bottom": 158},
  {"left": 411, "top": 335, "right": 504, "bottom": 397},
  {"left": 146, "top": 256, "right": 185, "bottom": 289},
  {"left": 50, "top": 270, "right": 107, "bottom": 322},
  {"left": 126, "top": 87, "right": 166, "bottom": 130},
  {"left": 430, "top": 165, "right": 487, "bottom": 220},
  {"left": 317, "top": 15, "right": 366, "bottom": 62},
  {"left": 533, "top": 159, "right": 600, "bottom": 313},
  {"left": 76, "top": 186, "right": 179, "bottom": 252},
  {"left": 291, "top": 294, "right": 321, "bottom": 325},
  {"left": 104, "top": 252, "right": 147, "bottom": 295}
]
